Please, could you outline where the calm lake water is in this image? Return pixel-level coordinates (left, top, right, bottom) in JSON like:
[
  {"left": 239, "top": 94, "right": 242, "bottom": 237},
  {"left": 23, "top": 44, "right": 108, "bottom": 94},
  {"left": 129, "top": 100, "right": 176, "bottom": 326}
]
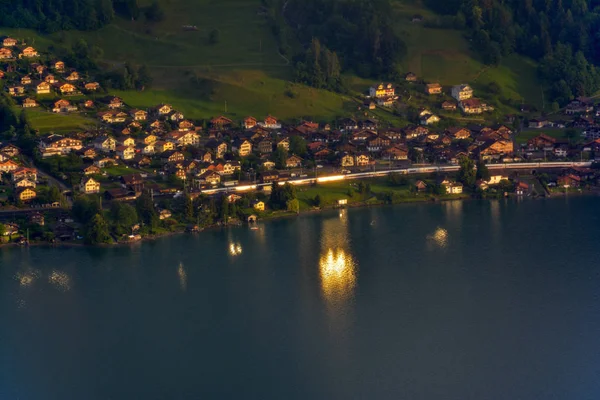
[{"left": 2, "top": 197, "right": 600, "bottom": 399}]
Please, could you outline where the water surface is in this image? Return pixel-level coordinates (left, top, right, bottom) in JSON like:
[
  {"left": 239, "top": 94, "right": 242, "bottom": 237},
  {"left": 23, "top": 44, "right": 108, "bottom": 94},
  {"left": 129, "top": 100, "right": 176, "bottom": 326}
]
[{"left": 2, "top": 197, "right": 600, "bottom": 399}]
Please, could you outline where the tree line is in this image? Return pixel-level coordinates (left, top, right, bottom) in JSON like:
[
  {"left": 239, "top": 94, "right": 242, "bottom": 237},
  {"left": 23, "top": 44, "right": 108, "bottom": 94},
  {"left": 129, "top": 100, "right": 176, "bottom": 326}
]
[{"left": 426, "top": 0, "right": 600, "bottom": 105}]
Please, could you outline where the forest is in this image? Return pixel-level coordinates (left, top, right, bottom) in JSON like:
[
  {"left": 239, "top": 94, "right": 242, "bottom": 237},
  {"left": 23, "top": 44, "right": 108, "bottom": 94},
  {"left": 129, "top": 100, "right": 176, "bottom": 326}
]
[{"left": 426, "top": 0, "right": 600, "bottom": 104}]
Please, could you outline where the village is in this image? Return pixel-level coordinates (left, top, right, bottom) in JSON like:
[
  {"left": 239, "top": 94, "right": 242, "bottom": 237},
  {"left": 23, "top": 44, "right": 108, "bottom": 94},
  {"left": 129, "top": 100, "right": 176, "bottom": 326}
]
[{"left": 1, "top": 34, "right": 600, "bottom": 245}]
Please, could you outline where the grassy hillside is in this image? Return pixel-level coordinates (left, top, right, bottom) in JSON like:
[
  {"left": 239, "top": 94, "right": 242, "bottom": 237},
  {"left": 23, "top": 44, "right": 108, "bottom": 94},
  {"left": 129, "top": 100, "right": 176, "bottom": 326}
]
[{"left": 4, "top": 0, "right": 545, "bottom": 127}]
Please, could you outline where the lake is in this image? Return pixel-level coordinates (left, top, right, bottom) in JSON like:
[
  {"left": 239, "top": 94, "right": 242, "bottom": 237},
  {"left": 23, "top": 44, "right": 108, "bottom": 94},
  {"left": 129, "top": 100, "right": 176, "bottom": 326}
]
[{"left": 2, "top": 197, "right": 600, "bottom": 399}]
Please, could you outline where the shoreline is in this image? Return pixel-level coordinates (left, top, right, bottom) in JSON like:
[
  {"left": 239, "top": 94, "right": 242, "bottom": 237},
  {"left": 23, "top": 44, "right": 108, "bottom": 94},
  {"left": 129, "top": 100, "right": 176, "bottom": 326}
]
[{"left": 5, "top": 190, "right": 596, "bottom": 249}]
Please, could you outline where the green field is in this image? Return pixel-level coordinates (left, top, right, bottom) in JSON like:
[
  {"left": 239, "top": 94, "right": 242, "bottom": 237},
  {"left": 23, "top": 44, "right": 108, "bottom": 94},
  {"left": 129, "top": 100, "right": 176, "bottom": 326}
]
[
  {"left": 21, "top": 109, "right": 95, "bottom": 134},
  {"left": 1, "top": 0, "right": 546, "bottom": 123}
]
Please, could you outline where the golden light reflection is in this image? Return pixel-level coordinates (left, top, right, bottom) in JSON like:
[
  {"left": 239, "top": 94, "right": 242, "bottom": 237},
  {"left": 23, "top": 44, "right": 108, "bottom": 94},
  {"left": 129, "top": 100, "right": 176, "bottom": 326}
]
[
  {"left": 319, "top": 248, "right": 356, "bottom": 301},
  {"left": 48, "top": 270, "right": 71, "bottom": 291},
  {"left": 427, "top": 227, "right": 449, "bottom": 248},
  {"left": 229, "top": 242, "right": 243, "bottom": 256},
  {"left": 178, "top": 262, "right": 187, "bottom": 292},
  {"left": 319, "top": 215, "right": 357, "bottom": 305},
  {"left": 15, "top": 271, "right": 39, "bottom": 287}
]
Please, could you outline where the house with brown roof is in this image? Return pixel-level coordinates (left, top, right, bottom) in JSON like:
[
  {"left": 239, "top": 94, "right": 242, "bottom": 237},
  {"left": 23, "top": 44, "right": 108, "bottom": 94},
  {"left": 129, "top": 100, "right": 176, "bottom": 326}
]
[
  {"left": 36, "top": 81, "right": 51, "bottom": 94},
  {"left": 244, "top": 116, "right": 257, "bottom": 130},
  {"left": 116, "top": 145, "right": 135, "bottom": 160},
  {"left": 156, "top": 104, "right": 172, "bottom": 115},
  {"left": 445, "top": 127, "right": 471, "bottom": 139},
  {"left": 0, "top": 159, "right": 19, "bottom": 172},
  {"left": 2, "top": 37, "right": 17, "bottom": 47},
  {"left": 20, "top": 47, "right": 38, "bottom": 58},
  {"left": 52, "top": 99, "right": 76, "bottom": 113},
  {"left": 459, "top": 98, "right": 484, "bottom": 114},
  {"left": 382, "top": 145, "right": 408, "bottom": 160},
  {"left": 22, "top": 98, "right": 38, "bottom": 108},
  {"left": 425, "top": 83, "right": 442, "bottom": 95},
  {"left": 80, "top": 177, "right": 100, "bottom": 194},
  {"left": 0, "top": 47, "right": 12, "bottom": 59},
  {"left": 285, "top": 155, "right": 303, "bottom": 168},
  {"left": 59, "top": 83, "right": 77, "bottom": 94},
  {"left": 53, "top": 61, "right": 65, "bottom": 71},
  {"left": 85, "top": 82, "right": 100, "bottom": 91},
  {"left": 8, "top": 86, "right": 25, "bottom": 96},
  {"left": 66, "top": 71, "right": 80, "bottom": 81}
]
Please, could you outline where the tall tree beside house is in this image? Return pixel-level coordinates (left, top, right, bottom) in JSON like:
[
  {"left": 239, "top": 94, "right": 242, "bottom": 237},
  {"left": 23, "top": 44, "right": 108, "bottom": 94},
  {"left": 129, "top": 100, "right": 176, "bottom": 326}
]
[
  {"left": 289, "top": 136, "right": 308, "bottom": 157},
  {"left": 85, "top": 213, "right": 112, "bottom": 245},
  {"left": 273, "top": 146, "right": 288, "bottom": 170},
  {"left": 136, "top": 190, "right": 159, "bottom": 231},
  {"left": 110, "top": 202, "right": 138, "bottom": 235},
  {"left": 476, "top": 160, "right": 490, "bottom": 182},
  {"left": 184, "top": 195, "right": 195, "bottom": 222},
  {"left": 457, "top": 156, "right": 476, "bottom": 188},
  {"left": 270, "top": 182, "right": 297, "bottom": 210}
]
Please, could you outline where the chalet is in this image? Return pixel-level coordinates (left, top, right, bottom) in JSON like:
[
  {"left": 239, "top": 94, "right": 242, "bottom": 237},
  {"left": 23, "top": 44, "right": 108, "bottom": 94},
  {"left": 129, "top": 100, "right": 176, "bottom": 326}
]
[
  {"left": 233, "top": 139, "right": 253, "bottom": 157},
  {"left": 65, "top": 71, "right": 80, "bottom": 81},
  {"left": 565, "top": 97, "right": 593, "bottom": 115},
  {"left": 341, "top": 118, "right": 359, "bottom": 131},
  {"left": 446, "top": 127, "right": 471, "bottom": 140},
  {"left": 420, "top": 113, "right": 440, "bottom": 126},
  {"left": 367, "top": 136, "right": 391, "bottom": 152},
  {"left": 252, "top": 200, "right": 265, "bottom": 211},
  {"left": 8, "top": 86, "right": 25, "bottom": 96},
  {"left": 93, "top": 136, "right": 117, "bottom": 152},
  {"left": 162, "top": 150, "right": 185, "bottom": 164},
  {"left": 59, "top": 83, "right": 77, "bottom": 94},
  {"left": 36, "top": 81, "right": 51, "bottom": 94},
  {"left": 11, "top": 167, "right": 37, "bottom": 182},
  {"left": 527, "top": 134, "right": 556, "bottom": 150},
  {"left": 94, "top": 157, "right": 115, "bottom": 168},
  {"left": 276, "top": 137, "right": 290, "bottom": 151},
  {"left": 116, "top": 135, "right": 135, "bottom": 148},
  {"left": 528, "top": 118, "right": 550, "bottom": 129},
  {"left": 116, "top": 145, "right": 135, "bottom": 160},
  {"left": 156, "top": 104, "right": 172, "bottom": 115},
  {"left": 445, "top": 182, "right": 463, "bottom": 194},
  {"left": 39, "top": 135, "right": 82, "bottom": 156},
  {"left": 314, "top": 148, "right": 332, "bottom": 160},
  {"left": 83, "top": 165, "right": 101, "bottom": 175},
  {"left": 169, "top": 111, "right": 184, "bottom": 121},
  {"left": 166, "top": 130, "right": 200, "bottom": 147},
  {"left": 45, "top": 74, "right": 57, "bottom": 84},
  {"left": 211, "top": 115, "right": 233, "bottom": 128},
  {"left": 376, "top": 96, "right": 395, "bottom": 107},
  {"left": 32, "top": 63, "right": 45, "bottom": 74},
  {"left": 178, "top": 120, "right": 194, "bottom": 131},
  {"left": 108, "top": 97, "right": 123, "bottom": 109},
  {"left": 22, "top": 98, "right": 38, "bottom": 108},
  {"left": 340, "top": 153, "right": 355, "bottom": 167},
  {"left": 282, "top": 154, "right": 301, "bottom": 168},
  {"left": 415, "top": 180, "right": 427, "bottom": 192},
  {"left": 356, "top": 153, "right": 371, "bottom": 167},
  {"left": 459, "top": 98, "right": 484, "bottom": 114},
  {"left": 53, "top": 61, "right": 65, "bottom": 71},
  {"left": 99, "top": 111, "right": 127, "bottom": 123},
  {"left": 155, "top": 141, "right": 175, "bottom": 153},
  {"left": 20, "top": 75, "right": 32, "bottom": 85},
  {"left": 222, "top": 161, "right": 241, "bottom": 175},
  {"left": 197, "top": 170, "right": 221, "bottom": 186},
  {"left": 2, "top": 37, "right": 17, "bottom": 47},
  {"left": 142, "top": 134, "right": 158, "bottom": 144},
  {"left": 369, "top": 83, "right": 395, "bottom": 98},
  {"left": 16, "top": 188, "right": 37, "bottom": 201},
  {"left": 198, "top": 151, "right": 212, "bottom": 163},
  {"left": 405, "top": 125, "right": 429, "bottom": 139},
  {"left": 425, "top": 83, "right": 442, "bottom": 95},
  {"left": 137, "top": 142, "right": 155, "bottom": 155},
  {"left": 226, "top": 194, "right": 242, "bottom": 203},
  {"left": 451, "top": 84, "right": 473, "bottom": 101},
  {"left": 121, "top": 174, "right": 144, "bottom": 193},
  {"left": 1, "top": 144, "right": 20, "bottom": 157},
  {"left": 159, "top": 210, "right": 172, "bottom": 220},
  {"left": 85, "top": 82, "right": 100, "bottom": 91},
  {"left": 382, "top": 146, "right": 408, "bottom": 160},
  {"left": 262, "top": 160, "right": 276, "bottom": 170},
  {"left": 14, "top": 178, "right": 36, "bottom": 189},
  {"left": 20, "top": 47, "right": 38, "bottom": 58},
  {"left": 0, "top": 159, "right": 19, "bottom": 172},
  {"left": 259, "top": 115, "right": 281, "bottom": 129},
  {"left": 80, "top": 177, "right": 100, "bottom": 194},
  {"left": 0, "top": 48, "right": 12, "bottom": 59},
  {"left": 442, "top": 101, "right": 457, "bottom": 111},
  {"left": 558, "top": 174, "right": 582, "bottom": 188},
  {"left": 405, "top": 72, "right": 417, "bottom": 82},
  {"left": 479, "top": 140, "right": 514, "bottom": 160}
]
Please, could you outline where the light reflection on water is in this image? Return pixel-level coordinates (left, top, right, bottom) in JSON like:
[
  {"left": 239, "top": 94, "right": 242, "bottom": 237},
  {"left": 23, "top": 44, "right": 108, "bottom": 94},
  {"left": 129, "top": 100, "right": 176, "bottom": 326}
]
[
  {"left": 178, "top": 262, "right": 187, "bottom": 292},
  {"left": 318, "top": 210, "right": 357, "bottom": 305},
  {"left": 427, "top": 227, "right": 449, "bottom": 249},
  {"left": 48, "top": 270, "right": 72, "bottom": 292}
]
